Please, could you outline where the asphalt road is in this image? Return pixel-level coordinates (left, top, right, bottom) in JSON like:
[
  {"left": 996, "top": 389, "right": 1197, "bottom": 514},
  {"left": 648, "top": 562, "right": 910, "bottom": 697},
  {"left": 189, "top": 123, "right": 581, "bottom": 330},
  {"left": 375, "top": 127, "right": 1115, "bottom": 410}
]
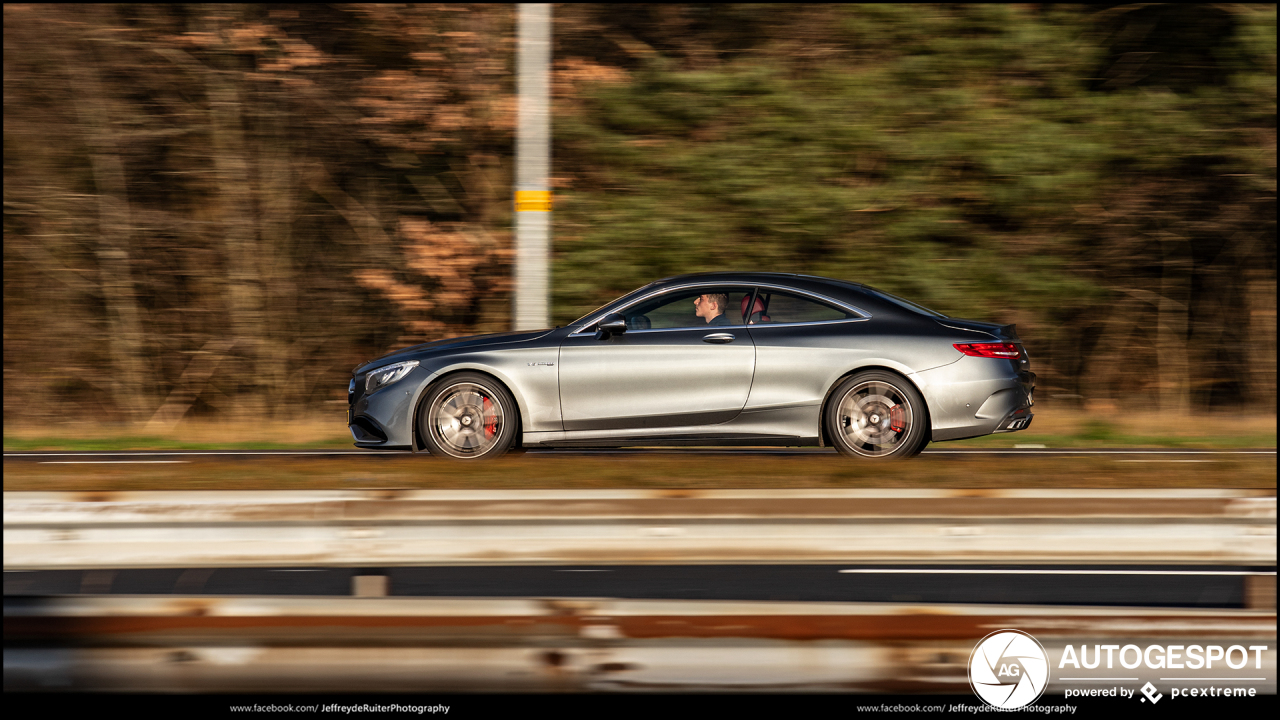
[
  {"left": 5, "top": 564, "right": 1273, "bottom": 608},
  {"left": 3, "top": 448, "right": 1275, "bottom": 463}
]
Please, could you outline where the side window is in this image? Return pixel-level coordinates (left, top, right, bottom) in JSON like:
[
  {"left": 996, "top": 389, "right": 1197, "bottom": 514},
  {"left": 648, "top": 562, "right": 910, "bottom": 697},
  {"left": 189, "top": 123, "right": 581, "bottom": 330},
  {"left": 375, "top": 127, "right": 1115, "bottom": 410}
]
[
  {"left": 623, "top": 287, "right": 754, "bottom": 330},
  {"left": 747, "top": 291, "right": 855, "bottom": 325}
]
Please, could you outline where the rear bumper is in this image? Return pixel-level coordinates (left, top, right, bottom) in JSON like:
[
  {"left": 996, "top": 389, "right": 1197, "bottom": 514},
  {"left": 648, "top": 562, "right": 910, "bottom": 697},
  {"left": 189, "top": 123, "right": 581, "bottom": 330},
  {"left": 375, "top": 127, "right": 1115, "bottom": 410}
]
[
  {"left": 993, "top": 405, "right": 1034, "bottom": 433},
  {"left": 990, "top": 370, "right": 1035, "bottom": 434},
  {"left": 914, "top": 360, "right": 1035, "bottom": 442}
]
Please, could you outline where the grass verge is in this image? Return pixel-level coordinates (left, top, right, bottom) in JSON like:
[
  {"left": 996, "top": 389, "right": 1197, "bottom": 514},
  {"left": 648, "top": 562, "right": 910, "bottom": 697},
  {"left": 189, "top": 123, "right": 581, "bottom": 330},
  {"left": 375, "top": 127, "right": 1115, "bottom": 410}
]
[
  {"left": 3, "top": 416, "right": 351, "bottom": 452},
  {"left": 4, "top": 453, "right": 1274, "bottom": 492},
  {"left": 3, "top": 407, "right": 1274, "bottom": 452},
  {"left": 949, "top": 408, "right": 1276, "bottom": 449}
]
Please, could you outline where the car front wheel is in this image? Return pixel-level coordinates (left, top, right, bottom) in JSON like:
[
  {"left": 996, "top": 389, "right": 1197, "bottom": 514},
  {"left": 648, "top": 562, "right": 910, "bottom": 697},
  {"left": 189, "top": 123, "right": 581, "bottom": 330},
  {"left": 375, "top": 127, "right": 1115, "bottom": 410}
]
[
  {"left": 825, "top": 371, "right": 929, "bottom": 459},
  {"left": 419, "top": 373, "right": 518, "bottom": 459}
]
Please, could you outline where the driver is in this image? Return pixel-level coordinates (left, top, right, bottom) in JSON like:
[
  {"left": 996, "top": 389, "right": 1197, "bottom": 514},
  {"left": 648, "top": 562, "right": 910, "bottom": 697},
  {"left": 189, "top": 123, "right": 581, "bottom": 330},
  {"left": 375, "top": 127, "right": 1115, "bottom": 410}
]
[{"left": 694, "top": 292, "right": 731, "bottom": 326}]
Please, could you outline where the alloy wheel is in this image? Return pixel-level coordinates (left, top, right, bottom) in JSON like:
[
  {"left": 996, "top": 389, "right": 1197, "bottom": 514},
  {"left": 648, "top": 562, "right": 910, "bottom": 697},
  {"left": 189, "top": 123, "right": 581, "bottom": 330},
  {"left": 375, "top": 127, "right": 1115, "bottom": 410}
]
[
  {"left": 836, "top": 379, "right": 917, "bottom": 458},
  {"left": 429, "top": 382, "right": 507, "bottom": 458}
]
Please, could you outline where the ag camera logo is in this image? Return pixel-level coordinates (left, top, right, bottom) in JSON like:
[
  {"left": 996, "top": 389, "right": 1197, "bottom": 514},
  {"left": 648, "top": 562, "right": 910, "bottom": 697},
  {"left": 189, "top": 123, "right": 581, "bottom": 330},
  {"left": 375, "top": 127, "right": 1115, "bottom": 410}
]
[{"left": 969, "top": 630, "right": 1050, "bottom": 709}]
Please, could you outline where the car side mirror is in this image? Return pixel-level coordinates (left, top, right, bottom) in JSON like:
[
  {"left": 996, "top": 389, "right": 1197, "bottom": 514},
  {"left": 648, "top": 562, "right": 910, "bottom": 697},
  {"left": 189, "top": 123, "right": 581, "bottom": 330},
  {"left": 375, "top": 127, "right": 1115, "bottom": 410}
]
[{"left": 595, "top": 313, "right": 627, "bottom": 340}]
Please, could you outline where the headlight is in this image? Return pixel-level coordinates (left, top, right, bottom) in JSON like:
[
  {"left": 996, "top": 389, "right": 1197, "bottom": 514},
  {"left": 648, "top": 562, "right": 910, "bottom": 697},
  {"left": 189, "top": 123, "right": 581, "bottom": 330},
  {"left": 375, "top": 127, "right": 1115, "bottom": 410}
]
[{"left": 365, "top": 360, "right": 419, "bottom": 393}]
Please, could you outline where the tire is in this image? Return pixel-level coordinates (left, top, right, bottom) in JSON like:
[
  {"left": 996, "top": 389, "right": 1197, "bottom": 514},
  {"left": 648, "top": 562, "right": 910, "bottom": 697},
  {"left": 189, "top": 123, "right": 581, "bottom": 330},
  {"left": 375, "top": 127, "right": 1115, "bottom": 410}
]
[
  {"left": 825, "top": 371, "right": 929, "bottom": 459},
  {"left": 418, "top": 372, "right": 519, "bottom": 459}
]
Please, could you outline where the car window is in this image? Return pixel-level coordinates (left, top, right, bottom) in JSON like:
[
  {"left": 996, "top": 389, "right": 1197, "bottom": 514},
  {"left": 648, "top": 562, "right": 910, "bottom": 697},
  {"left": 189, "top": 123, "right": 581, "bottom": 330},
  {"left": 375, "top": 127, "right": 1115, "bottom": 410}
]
[
  {"left": 623, "top": 287, "right": 753, "bottom": 330},
  {"left": 747, "top": 290, "right": 856, "bottom": 325}
]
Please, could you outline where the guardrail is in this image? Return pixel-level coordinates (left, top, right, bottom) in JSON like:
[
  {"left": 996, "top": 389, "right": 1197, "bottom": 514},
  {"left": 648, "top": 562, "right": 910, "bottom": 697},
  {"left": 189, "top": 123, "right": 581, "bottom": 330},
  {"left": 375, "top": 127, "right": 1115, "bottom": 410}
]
[
  {"left": 4, "top": 489, "right": 1275, "bottom": 569},
  {"left": 5, "top": 596, "right": 1274, "bottom": 692}
]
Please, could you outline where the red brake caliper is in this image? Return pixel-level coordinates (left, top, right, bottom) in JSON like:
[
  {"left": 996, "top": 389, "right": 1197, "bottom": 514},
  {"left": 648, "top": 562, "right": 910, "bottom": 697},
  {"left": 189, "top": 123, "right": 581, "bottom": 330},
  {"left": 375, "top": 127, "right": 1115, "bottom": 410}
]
[
  {"left": 889, "top": 404, "right": 905, "bottom": 433},
  {"left": 482, "top": 397, "right": 497, "bottom": 439}
]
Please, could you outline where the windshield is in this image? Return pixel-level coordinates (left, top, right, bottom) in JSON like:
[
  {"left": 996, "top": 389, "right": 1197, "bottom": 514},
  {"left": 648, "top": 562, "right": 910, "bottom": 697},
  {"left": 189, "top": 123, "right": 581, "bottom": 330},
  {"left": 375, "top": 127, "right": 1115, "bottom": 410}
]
[
  {"left": 568, "top": 282, "right": 658, "bottom": 327},
  {"left": 860, "top": 285, "right": 947, "bottom": 318}
]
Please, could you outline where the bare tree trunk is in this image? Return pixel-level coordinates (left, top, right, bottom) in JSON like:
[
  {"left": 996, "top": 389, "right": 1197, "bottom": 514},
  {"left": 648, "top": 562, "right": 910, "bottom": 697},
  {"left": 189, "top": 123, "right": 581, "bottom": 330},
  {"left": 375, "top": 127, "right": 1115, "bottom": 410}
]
[
  {"left": 1245, "top": 277, "right": 1277, "bottom": 411},
  {"left": 304, "top": 161, "right": 396, "bottom": 259},
  {"left": 1156, "top": 233, "right": 1191, "bottom": 414},
  {"left": 203, "top": 11, "right": 267, "bottom": 418},
  {"left": 255, "top": 96, "right": 302, "bottom": 415},
  {"left": 61, "top": 11, "right": 152, "bottom": 422},
  {"left": 1081, "top": 296, "right": 1141, "bottom": 410},
  {"left": 143, "top": 339, "right": 237, "bottom": 430}
]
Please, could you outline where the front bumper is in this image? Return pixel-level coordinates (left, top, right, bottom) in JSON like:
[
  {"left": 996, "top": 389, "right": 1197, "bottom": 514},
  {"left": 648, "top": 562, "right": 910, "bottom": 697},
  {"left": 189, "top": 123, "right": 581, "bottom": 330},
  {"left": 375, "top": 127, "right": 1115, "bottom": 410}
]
[{"left": 348, "top": 371, "right": 421, "bottom": 450}]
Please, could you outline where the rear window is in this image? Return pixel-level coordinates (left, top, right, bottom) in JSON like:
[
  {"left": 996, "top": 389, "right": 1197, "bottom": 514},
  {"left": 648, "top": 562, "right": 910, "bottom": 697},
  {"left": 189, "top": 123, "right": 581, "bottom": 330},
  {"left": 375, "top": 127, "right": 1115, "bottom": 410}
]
[{"left": 748, "top": 290, "right": 856, "bottom": 325}]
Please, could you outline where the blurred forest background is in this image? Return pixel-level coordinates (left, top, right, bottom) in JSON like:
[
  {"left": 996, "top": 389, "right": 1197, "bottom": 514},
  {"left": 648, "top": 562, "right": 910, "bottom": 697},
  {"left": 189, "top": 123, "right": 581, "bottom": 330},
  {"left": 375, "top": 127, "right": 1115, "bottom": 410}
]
[{"left": 4, "top": 4, "right": 1275, "bottom": 430}]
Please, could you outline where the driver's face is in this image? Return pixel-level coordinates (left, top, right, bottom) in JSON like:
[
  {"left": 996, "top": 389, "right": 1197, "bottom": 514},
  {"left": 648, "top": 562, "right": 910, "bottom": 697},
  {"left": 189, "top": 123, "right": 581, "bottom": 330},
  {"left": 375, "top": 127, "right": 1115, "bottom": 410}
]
[{"left": 694, "top": 294, "right": 719, "bottom": 320}]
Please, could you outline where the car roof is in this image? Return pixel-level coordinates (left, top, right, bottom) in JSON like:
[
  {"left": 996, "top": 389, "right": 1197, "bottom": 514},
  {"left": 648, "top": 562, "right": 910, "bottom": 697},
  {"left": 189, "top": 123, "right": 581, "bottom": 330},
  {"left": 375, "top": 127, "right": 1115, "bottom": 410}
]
[
  {"left": 570, "top": 272, "right": 937, "bottom": 327},
  {"left": 650, "top": 272, "right": 866, "bottom": 293},
  {"left": 642, "top": 272, "right": 941, "bottom": 318}
]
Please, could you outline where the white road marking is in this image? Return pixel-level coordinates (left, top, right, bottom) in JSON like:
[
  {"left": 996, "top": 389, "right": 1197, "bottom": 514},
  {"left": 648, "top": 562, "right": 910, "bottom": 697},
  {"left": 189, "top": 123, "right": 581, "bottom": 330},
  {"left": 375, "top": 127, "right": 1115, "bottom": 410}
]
[
  {"left": 10, "top": 448, "right": 386, "bottom": 453},
  {"left": 38, "top": 460, "right": 190, "bottom": 464},
  {"left": 924, "top": 449, "right": 1274, "bottom": 455},
  {"left": 5, "top": 449, "right": 1272, "bottom": 458},
  {"left": 838, "top": 569, "right": 1275, "bottom": 576}
]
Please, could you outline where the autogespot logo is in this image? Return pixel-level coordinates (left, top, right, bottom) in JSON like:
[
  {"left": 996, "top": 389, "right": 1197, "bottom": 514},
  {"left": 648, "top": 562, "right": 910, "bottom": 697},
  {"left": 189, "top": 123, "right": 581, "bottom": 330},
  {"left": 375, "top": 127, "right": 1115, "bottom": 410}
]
[{"left": 969, "top": 629, "right": 1051, "bottom": 709}]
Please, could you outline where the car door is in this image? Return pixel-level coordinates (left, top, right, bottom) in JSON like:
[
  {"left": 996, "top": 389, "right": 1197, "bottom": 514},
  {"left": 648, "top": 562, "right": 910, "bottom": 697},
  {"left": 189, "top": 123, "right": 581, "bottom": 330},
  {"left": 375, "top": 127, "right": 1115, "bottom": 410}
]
[
  {"left": 558, "top": 286, "right": 757, "bottom": 431},
  {"left": 741, "top": 288, "right": 871, "bottom": 411}
]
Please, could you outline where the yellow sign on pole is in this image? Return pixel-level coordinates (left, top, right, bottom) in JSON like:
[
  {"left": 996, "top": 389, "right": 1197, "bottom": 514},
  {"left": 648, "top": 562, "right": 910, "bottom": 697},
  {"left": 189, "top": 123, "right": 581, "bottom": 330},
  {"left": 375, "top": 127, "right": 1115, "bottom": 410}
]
[{"left": 515, "top": 190, "right": 553, "bottom": 212}]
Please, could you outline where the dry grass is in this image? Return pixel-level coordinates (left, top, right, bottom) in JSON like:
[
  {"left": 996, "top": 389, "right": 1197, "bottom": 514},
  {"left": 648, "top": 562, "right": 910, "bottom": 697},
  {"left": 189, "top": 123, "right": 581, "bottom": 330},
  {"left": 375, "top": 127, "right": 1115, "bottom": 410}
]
[
  {"left": 3, "top": 414, "right": 351, "bottom": 451},
  {"left": 1016, "top": 406, "right": 1276, "bottom": 439},
  {"left": 948, "top": 405, "right": 1275, "bottom": 448},
  {"left": 3, "top": 405, "right": 1274, "bottom": 452},
  {"left": 3, "top": 453, "right": 1274, "bottom": 492},
  {"left": 6, "top": 404, "right": 1272, "bottom": 492}
]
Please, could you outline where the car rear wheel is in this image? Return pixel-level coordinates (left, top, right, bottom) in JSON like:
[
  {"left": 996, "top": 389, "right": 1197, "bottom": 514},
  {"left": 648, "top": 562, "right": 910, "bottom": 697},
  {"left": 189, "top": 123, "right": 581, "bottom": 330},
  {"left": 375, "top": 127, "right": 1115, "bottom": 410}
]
[
  {"left": 826, "top": 371, "right": 928, "bottom": 459},
  {"left": 419, "top": 373, "right": 518, "bottom": 459}
]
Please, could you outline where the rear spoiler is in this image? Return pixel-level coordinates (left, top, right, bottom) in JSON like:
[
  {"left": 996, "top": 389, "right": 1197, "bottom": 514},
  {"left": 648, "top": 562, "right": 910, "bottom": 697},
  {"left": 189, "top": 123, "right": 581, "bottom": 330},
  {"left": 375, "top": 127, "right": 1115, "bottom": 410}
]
[{"left": 934, "top": 319, "right": 1019, "bottom": 342}]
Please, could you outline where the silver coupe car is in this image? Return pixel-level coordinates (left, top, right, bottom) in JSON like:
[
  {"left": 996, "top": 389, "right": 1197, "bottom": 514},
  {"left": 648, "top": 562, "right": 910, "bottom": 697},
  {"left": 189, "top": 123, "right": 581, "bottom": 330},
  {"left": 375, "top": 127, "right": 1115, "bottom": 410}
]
[{"left": 348, "top": 273, "right": 1034, "bottom": 459}]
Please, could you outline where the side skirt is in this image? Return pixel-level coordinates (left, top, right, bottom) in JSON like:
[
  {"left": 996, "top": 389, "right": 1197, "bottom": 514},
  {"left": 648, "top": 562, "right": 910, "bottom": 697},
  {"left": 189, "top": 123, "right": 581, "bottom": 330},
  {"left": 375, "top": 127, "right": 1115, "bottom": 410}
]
[{"left": 534, "top": 435, "right": 820, "bottom": 448}]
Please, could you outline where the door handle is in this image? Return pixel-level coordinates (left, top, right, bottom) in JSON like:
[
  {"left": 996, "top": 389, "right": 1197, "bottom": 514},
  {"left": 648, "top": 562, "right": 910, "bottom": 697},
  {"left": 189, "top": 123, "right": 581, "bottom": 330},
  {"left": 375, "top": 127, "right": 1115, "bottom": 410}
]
[{"left": 702, "top": 333, "right": 735, "bottom": 344}]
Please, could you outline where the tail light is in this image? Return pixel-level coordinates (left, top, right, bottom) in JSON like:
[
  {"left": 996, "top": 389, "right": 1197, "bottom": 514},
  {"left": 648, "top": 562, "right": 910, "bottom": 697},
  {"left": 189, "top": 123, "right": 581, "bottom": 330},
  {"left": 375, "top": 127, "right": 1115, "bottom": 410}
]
[{"left": 954, "top": 342, "right": 1021, "bottom": 359}]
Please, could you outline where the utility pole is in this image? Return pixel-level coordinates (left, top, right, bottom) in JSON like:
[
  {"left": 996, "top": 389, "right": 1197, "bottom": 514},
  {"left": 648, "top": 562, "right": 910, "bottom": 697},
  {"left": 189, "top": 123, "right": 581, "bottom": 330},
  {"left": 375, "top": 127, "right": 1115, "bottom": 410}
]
[{"left": 514, "top": 3, "right": 551, "bottom": 330}]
